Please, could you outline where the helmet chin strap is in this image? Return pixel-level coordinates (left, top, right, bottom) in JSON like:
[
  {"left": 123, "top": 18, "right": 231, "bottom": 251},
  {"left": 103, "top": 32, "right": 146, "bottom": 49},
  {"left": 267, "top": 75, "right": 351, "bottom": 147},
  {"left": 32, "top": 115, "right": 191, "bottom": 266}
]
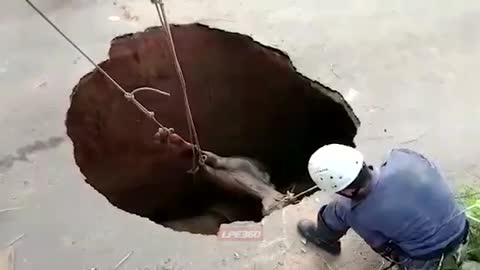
[
  {"left": 350, "top": 188, "right": 361, "bottom": 198},
  {"left": 339, "top": 188, "right": 367, "bottom": 200}
]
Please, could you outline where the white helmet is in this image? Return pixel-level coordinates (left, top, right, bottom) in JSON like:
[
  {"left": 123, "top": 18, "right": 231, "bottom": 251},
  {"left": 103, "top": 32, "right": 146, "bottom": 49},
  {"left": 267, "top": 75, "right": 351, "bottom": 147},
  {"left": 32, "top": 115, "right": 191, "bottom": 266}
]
[{"left": 308, "top": 144, "right": 364, "bottom": 193}]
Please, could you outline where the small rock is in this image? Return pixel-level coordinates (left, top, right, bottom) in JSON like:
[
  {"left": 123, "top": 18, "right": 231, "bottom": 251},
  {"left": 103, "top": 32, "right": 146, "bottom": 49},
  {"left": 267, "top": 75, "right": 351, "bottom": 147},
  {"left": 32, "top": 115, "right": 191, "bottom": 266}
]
[
  {"left": 301, "top": 248, "right": 307, "bottom": 253},
  {"left": 278, "top": 261, "right": 284, "bottom": 266},
  {"left": 300, "top": 238, "right": 307, "bottom": 245},
  {"left": 233, "top": 252, "right": 240, "bottom": 260},
  {"left": 34, "top": 82, "right": 47, "bottom": 89}
]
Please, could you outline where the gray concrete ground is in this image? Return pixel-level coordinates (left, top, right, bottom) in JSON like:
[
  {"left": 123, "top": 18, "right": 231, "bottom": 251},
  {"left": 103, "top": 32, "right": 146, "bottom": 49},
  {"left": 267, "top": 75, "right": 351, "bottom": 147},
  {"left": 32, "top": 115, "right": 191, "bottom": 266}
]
[{"left": 1, "top": 0, "right": 479, "bottom": 269}]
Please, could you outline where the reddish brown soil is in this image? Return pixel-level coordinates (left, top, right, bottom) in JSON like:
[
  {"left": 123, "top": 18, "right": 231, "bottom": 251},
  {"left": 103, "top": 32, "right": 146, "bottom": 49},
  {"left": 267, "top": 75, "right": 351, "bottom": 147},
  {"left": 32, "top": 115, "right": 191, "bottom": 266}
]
[{"left": 65, "top": 23, "right": 358, "bottom": 229}]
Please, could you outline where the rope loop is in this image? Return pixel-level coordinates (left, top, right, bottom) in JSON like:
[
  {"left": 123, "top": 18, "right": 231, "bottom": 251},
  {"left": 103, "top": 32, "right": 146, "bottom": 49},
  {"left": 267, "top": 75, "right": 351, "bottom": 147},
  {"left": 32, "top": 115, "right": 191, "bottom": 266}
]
[{"left": 25, "top": 0, "right": 204, "bottom": 174}]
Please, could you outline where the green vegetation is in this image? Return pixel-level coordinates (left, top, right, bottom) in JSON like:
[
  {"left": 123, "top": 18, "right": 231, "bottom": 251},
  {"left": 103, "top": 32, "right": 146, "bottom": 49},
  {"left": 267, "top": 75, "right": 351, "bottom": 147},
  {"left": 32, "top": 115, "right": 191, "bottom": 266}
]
[
  {"left": 439, "top": 186, "right": 480, "bottom": 270},
  {"left": 441, "top": 187, "right": 480, "bottom": 269},
  {"left": 457, "top": 187, "right": 480, "bottom": 263}
]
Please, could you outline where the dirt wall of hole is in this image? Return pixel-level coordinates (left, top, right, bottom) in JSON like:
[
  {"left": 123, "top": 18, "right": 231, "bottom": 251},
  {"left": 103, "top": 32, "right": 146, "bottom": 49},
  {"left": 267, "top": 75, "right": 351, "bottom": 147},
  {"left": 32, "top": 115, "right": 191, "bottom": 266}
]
[{"left": 66, "top": 23, "right": 358, "bottom": 228}]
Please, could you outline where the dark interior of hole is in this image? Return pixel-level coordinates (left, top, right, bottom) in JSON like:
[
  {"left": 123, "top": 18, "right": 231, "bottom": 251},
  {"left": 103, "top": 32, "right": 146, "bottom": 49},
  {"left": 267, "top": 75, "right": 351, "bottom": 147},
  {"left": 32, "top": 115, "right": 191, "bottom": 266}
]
[{"left": 65, "top": 23, "right": 359, "bottom": 235}]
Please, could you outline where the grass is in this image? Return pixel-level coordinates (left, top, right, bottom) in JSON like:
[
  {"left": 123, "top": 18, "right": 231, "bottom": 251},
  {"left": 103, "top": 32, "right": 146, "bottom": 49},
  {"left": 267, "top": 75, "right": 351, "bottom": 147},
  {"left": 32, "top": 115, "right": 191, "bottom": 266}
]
[{"left": 457, "top": 187, "right": 480, "bottom": 263}]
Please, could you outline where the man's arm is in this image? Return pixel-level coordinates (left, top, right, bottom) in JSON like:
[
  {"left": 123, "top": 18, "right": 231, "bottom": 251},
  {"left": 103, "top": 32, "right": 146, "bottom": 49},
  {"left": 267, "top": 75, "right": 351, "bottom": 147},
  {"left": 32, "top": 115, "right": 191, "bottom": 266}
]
[{"left": 319, "top": 199, "right": 351, "bottom": 239}]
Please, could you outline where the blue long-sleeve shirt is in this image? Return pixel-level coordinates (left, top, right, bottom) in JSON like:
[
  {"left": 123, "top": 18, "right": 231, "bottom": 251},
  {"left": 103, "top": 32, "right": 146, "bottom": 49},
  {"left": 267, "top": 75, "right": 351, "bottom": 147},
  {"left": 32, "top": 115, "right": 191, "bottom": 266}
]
[{"left": 322, "top": 148, "right": 466, "bottom": 258}]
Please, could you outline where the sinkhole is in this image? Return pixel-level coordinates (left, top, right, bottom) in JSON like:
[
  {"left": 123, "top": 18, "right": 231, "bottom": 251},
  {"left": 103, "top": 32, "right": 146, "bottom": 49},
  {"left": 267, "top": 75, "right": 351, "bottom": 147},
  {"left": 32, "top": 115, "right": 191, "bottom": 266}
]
[{"left": 66, "top": 23, "right": 359, "bottom": 235}]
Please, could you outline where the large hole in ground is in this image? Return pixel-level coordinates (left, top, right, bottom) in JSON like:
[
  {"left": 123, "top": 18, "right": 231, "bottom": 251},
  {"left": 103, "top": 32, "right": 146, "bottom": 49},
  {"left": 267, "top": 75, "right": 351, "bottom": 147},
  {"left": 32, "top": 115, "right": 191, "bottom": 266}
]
[{"left": 66, "top": 23, "right": 359, "bottom": 235}]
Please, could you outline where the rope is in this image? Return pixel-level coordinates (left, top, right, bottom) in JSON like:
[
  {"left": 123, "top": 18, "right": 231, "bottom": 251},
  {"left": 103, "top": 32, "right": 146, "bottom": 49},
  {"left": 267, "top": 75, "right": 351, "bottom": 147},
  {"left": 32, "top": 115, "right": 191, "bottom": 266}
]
[
  {"left": 291, "top": 185, "right": 320, "bottom": 199},
  {"left": 150, "top": 0, "right": 204, "bottom": 172},
  {"left": 266, "top": 185, "right": 320, "bottom": 212},
  {"left": 24, "top": 0, "right": 172, "bottom": 130},
  {"left": 25, "top": 0, "right": 204, "bottom": 172},
  {"left": 277, "top": 179, "right": 480, "bottom": 212}
]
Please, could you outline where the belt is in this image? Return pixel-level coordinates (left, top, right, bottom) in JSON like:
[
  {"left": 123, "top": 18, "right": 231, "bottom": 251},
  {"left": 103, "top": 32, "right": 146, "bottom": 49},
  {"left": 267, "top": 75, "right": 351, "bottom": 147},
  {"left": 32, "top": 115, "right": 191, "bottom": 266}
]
[{"left": 412, "top": 220, "right": 469, "bottom": 261}]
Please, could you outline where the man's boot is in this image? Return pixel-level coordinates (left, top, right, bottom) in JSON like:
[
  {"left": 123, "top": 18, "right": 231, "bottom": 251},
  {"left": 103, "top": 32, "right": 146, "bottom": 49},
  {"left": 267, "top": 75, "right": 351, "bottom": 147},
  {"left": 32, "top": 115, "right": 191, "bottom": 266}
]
[{"left": 297, "top": 219, "right": 341, "bottom": 255}]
